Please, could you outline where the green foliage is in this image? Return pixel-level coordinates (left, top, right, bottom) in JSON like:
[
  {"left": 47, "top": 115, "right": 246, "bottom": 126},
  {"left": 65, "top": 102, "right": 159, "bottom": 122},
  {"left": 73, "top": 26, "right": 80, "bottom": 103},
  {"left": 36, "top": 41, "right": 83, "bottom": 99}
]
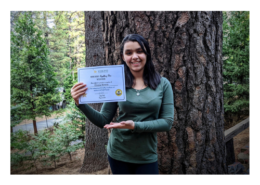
[
  {"left": 63, "top": 74, "right": 77, "bottom": 102},
  {"left": 42, "top": 11, "right": 85, "bottom": 85},
  {"left": 32, "top": 130, "right": 51, "bottom": 157},
  {"left": 63, "top": 101, "right": 86, "bottom": 145},
  {"left": 11, "top": 130, "right": 31, "bottom": 150},
  {"left": 11, "top": 105, "right": 22, "bottom": 128},
  {"left": 11, "top": 12, "right": 61, "bottom": 132},
  {"left": 45, "top": 132, "right": 64, "bottom": 168},
  {"left": 48, "top": 12, "right": 71, "bottom": 84},
  {"left": 11, "top": 152, "right": 25, "bottom": 169},
  {"left": 10, "top": 11, "right": 86, "bottom": 173},
  {"left": 11, "top": 121, "right": 84, "bottom": 172},
  {"left": 11, "top": 130, "right": 32, "bottom": 170},
  {"left": 223, "top": 11, "right": 249, "bottom": 123},
  {"left": 67, "top": 11, "right": 86, "bottom": 70},
  {"left": 53, "top": 124, "right": 83, "bottom": 160}
]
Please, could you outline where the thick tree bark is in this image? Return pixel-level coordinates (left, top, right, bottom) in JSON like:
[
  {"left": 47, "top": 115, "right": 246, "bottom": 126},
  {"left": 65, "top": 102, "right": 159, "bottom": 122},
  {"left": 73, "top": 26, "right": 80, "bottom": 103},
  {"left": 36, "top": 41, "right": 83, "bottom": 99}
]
[
  {"left": 80, "top": 11, "right": 108, "bottom": 173},
  {"left": 102, "top": 11, "right": 226, "bottom": 174}
]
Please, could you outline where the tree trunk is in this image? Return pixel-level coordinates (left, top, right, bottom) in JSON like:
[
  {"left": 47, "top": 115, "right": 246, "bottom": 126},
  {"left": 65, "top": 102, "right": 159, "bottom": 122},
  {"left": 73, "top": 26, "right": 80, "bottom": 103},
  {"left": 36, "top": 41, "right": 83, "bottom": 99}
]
[
  {"left": 30, "top": 84, "right": 38, "bottom": 135},
  {"left": 80, "top": 11, "right": 108, "bottom": 173},
  {"left": 33, "top": 120, "right": 37, "bottom": 135},
  {"left": 69, "top": 152, "right": 72, "bottom": 161},
  {"left": 102, "top": 11, "right": 226, "bottom": 174}
]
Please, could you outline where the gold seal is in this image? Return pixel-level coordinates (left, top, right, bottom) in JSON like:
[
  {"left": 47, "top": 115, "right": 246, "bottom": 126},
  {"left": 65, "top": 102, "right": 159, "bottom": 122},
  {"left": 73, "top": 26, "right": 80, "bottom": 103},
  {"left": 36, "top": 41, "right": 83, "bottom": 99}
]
[
  {"left": 115, "top": 89, "right": 122, "bottom": 96},
  {"left": 82, "top": 93, "right": 87, "bottom": 97}
]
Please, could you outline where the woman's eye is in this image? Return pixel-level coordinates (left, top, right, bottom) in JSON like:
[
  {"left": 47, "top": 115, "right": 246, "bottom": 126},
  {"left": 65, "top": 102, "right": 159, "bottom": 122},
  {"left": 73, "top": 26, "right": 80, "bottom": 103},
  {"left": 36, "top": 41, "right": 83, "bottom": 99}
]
[{"left": 137, "top": 50, "right": 143, "bottom": 53}]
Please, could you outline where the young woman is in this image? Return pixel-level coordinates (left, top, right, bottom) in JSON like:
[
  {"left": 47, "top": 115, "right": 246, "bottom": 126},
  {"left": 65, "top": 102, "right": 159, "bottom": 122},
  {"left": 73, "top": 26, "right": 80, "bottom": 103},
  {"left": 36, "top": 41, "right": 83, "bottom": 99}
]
[{"left": 71, "top": 34, "right": 174, "bottom": 174}]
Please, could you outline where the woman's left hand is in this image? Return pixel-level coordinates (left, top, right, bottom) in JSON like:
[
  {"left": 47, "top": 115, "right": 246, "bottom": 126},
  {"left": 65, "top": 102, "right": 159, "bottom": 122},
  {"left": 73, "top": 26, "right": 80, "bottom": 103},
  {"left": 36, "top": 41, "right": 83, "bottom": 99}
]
[{"left": 104, "top": 120, "right": 135, "bottom": 130}]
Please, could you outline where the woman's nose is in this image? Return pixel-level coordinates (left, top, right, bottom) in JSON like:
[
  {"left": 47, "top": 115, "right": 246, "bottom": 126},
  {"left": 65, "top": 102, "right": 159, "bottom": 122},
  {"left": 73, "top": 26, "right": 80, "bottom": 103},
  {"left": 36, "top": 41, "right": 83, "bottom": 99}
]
[{"left": 132, "top": 52, "right": 138, "bottom": 59}]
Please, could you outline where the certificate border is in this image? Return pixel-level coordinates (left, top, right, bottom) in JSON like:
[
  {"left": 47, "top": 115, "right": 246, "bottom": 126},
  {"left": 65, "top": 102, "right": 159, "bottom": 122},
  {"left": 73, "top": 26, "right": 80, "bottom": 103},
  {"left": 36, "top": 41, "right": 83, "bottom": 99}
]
[{"left": 78, "top": 65, "right": 126, "bottom": 104}]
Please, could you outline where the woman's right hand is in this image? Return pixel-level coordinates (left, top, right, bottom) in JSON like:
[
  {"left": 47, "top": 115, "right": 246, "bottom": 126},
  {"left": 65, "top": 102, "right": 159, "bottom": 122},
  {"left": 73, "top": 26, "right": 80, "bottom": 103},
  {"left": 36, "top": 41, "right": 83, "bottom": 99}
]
[{"left": 71, "top": 82, "right": 88, "bottom": 106}]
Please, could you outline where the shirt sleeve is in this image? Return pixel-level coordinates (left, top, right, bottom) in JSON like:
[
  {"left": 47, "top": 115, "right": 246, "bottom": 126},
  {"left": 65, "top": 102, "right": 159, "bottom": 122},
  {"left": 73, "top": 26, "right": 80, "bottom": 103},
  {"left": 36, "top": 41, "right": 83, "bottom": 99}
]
[
  {"left": 133, "top": 78, "right": 174, "bottom": 132},
  {"left": 76, "top": 102, "right": 118, "bottom": 128}
]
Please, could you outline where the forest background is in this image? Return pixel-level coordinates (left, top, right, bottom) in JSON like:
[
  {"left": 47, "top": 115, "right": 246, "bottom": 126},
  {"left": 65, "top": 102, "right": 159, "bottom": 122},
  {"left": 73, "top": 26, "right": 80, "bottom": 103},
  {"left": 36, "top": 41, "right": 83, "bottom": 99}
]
[{"left": 9, "top": 10, "right": 249, "bottom": 175}]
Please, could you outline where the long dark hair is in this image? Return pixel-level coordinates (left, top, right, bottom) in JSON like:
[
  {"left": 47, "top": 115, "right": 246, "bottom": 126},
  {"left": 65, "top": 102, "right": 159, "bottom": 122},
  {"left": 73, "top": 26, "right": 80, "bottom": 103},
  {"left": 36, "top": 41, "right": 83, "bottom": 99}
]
[{"left": 120, "top": 34, "right": 161, "bottom": 90}]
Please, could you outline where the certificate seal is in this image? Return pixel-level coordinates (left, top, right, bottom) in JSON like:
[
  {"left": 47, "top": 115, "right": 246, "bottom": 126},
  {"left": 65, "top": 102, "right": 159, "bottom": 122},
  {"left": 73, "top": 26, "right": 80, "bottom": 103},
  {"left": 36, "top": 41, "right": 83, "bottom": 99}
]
[{"left": 115, "top": 89, "right": 122, "bottom": 96}]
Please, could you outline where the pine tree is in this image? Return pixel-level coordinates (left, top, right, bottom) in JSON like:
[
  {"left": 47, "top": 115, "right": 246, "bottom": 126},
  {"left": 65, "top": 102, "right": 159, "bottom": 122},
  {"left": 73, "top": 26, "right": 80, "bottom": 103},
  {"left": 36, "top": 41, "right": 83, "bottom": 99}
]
[
  {"left": 63, "top": 74, "right": 77, "bottom": 102},
  {"left": 11, "top": 12, "right": 61, "bottom": 135},
  {"left": 48, "top": 11, "right": 71, "bottom": 85},
  {"left": 223, "top": 11, "right": 249, "bottom": 125},
  {"left": 67, "top": 11, "right": 85, "bottom": 78},
  {"left": 31, "top": 11, "right": 52, "bottom": 46}
]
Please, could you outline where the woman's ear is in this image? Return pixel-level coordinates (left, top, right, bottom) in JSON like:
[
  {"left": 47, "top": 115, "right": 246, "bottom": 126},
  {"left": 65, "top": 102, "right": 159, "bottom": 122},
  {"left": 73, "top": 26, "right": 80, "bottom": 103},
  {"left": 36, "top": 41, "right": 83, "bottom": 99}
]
[{"left": 121, "top": 54, "right": 125, "bottom": 62}]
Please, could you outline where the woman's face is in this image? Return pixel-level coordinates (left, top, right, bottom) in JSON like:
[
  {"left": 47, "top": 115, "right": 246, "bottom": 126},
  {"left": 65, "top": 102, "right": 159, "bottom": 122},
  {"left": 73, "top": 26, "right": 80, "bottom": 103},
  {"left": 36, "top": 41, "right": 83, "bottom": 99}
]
[{"left": 122, "top": 41, "right": 147, "bottom": 74}]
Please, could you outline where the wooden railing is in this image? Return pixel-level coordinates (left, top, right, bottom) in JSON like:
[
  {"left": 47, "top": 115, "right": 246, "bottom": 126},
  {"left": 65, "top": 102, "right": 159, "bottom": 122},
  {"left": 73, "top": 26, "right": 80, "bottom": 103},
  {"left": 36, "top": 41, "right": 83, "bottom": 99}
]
[{"left": 225, "top": 117, "right": 249, "bottom": 165}]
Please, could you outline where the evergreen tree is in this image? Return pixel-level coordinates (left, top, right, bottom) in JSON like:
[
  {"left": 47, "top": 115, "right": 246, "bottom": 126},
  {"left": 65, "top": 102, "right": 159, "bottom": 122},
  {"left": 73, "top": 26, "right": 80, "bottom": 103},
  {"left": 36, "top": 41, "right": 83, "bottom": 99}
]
[
  {"left": 223, "top": 11, "right": 249, "bottom": 124},
  {"left": 31, "top": 11, "right": 52, "bottom": 47},
  {"left": 67, "top": 11, "right": 85, "bottom": 78},
  {"left": 48, "top": 11, "right": 71, "bottom": 85},
  {"left": 11, "top": 12, "right": 61, "bottom": 135},
  {"left": 63, "top": 74, "right": 77, "bottom": 102},
  {"left": 10, "top": 11, "right": 23, "bottom": 32}
]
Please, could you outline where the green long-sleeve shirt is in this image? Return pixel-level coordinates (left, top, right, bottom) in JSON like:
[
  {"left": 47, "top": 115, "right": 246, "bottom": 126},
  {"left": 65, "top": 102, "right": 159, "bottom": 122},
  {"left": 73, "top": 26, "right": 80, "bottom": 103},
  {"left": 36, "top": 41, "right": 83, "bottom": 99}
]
[{"left": 76, "top": 77, "right": 174, "bottom": 163}]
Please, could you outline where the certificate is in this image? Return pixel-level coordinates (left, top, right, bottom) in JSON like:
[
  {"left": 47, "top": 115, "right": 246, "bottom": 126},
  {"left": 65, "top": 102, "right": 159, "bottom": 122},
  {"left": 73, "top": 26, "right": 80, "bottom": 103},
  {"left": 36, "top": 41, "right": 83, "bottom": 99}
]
[{"left": 78, "top": 65, "right": 126, "bottom": 104}]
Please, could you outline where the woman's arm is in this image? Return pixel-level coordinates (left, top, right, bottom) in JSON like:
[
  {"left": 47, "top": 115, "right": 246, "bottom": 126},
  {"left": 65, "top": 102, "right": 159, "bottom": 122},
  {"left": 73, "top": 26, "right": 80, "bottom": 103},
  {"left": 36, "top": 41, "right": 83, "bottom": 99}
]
[
  {"left": 76, "top": 102, "right": 118, "bottom": 128},
  {"left": 71, "top": 82, "right": 118, "bottom": 128}
]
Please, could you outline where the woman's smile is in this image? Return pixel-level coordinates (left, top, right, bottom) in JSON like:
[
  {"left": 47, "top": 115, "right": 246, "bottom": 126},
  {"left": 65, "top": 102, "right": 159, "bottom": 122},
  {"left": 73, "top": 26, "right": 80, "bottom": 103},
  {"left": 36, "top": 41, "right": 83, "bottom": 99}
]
[{"left": 131, "top": 61, "right": 141, "bottom": 66}]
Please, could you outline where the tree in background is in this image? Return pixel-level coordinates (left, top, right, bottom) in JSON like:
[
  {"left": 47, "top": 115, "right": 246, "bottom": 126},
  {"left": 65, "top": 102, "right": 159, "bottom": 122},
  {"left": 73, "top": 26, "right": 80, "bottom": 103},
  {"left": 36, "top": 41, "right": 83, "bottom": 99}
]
[
  {"left": 11, "top": 11, "right": 24, "bottom": 32},
  {"left": 63, "top": 101, "right": 87, "bottom": 147},
  {"left": 11, "top": 12, "right": 60, "bottom": 135},
  {"left": 10, "top": 11, "right": 86, "bottom": 134},
  {"left": 42, "top": 11, "right": 85, "bottom": 86},
  {"left": 223, "top": 11, "right": 249, "bottom": 125},
  {"left": 32, "top": 11, "right": 52, "bottom": 47},
  {"left": 63, "top": 74, "right": 77, "bottom": 102},
  {"left": 67, "top": 11, "right": 86, "bottom": 81},
  {"left": 14, "top": 11, "right": 86, "bottom": 86},
  {"left": 48, "top": 11, "right": 71, "bottom": 85}
]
